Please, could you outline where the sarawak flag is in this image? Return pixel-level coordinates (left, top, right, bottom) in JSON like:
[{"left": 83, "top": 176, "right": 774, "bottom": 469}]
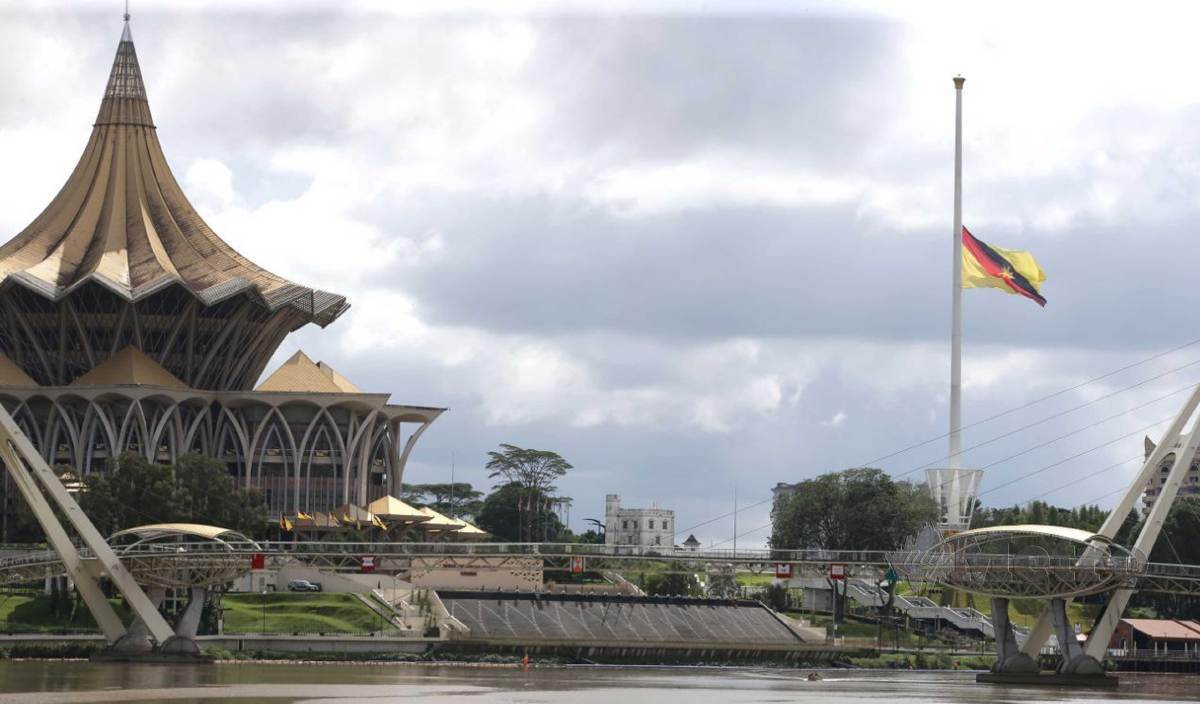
[{"left": 961, "top": 227, "right": 1047, "bottom": 306}]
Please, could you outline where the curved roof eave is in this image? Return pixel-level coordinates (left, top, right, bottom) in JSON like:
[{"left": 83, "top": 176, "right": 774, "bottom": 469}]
[
  {"left": 948, "top": 524, "right": 1110, "bottom": 544},
  {"left": 0, "top": 272, "right": 348, "bottom": 326},
  {"left": 108, "top": 522, "right": 245, "bottom": 541}
]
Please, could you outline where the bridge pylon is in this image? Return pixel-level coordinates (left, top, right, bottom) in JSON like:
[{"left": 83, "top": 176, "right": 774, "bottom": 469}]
[
  {"left": 0, "top": 405, "right": 187, "bottom": 657},
  {"left": 983, "top": 381, "right": 1200, "bottom": 684}
]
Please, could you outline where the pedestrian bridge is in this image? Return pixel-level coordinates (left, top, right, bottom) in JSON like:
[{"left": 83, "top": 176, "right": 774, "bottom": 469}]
[{"left": 1, "top": 539, "right": 1197, "bottom": 596}]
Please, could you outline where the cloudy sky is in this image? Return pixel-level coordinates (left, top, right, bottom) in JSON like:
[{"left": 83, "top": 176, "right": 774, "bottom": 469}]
[{"left": 2, "top": 0, "right": 1200, "bottom": 546}]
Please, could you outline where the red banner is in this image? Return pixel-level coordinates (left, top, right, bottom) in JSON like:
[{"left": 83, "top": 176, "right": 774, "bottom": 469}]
[
  {"left": 829, "top": 563, "right": 846, "bottom": 580},
  {"left": 250, "top": 554, "right": 265, "bottom": 570},
  {"left": 774, "top": 563, "right": 793, "bottom": 579}
]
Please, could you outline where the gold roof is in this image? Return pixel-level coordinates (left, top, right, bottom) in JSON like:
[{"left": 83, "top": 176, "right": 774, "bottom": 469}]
[
  {"left": 70, "top": 345, "right": 189, "bottom": 389},
  {"left": 0, "top": 353, "right": 37, "bottom": 387},
  {"left": 318, "top": 361, "right": 362, "bottom": 393},
  {"left": 293, "top": 511, "right": 343, "bottom": 530},
  {"left": 366, "top": 495, "right": 430, "bottom": 522},
  {"left": 256, "top": 351, "right": 361, "bottom": 393},
  {"left": 454, "top": 522, "right": 489, "bottom": 536},
  {"left": 0, "top": 21, "right": 347, "bottom": 326},
  {"left": 332, "top": 503, "right": 376, "bottom": 524},
  {"left": 416, "top": 506, "right": 465, "bottom": 531}
]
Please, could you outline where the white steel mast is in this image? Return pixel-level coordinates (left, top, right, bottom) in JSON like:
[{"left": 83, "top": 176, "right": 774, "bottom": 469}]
[{"left": 950, "top": 75, "right": 965, "bottom": 469}]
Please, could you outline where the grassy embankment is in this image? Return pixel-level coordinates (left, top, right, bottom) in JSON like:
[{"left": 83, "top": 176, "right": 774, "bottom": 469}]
[
  {"left": 221, "top": 593, "right": 399, "bottom": 635},
  {"left": 0, "top": 592, "right": 393, "bottom": 636},
  {"left": 0, "top": 592, "right": 130, "bottom": 633}
]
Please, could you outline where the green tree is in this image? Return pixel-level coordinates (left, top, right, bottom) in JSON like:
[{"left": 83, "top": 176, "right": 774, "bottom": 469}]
[
  {"left": 769, "top": 468, "right": 938, "bottom": 551},
  {"left": 485, "top": 444, "right": 572, "bottom": 541},
  {"left": 78, "top": 452, "right": 265, "bottom": 538},
  {"left": 643, "top": 570, "right": 701, "bottom": 597},
  {"left": 77, "top": 453, "right": 184, "bottom": 536},
  {"left": 172, "top": 454, "right": 265, "bottom": 537},
  {"left": 475, "top": 482, "right": 567, "bottom": 542},
  {"left": 401, "top": 482, "right": 484, "bottom": 519}
]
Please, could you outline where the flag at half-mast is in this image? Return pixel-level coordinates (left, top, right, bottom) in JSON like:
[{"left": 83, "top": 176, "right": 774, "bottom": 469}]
[{"left": 961, "top": 227, "right": 1047, "bottom": 306}]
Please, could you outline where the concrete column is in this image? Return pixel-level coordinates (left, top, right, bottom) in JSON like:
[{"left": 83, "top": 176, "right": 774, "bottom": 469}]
[
  {"left": 112, "top": 587, "right": 165, "bottom": 654},
  {"left": 1050, "top": 597, "right": 1104, "bottom": 675},
  {"left": 160, "top": 586, "right": 207, "bottom": 656},
  {"left": 990, "top": 597, "right": 1037, "bottom": 674}
]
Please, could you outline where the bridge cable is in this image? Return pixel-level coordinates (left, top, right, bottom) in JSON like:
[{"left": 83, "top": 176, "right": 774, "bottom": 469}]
[
  {"left": 1011, "top": 455, "right": 1141, "bottom": 506},
  {"left": 851, "top": 336, "right": 1200, "bottom": 469},
  {"left": 890, "top": 376, "right": 1200, "bottom": 481},
  {"left": 975, "top": 415, "right": 1173, "bottom": 497},
  {"left": 675, "top": 349, "right": 1200, "bottom": 544}
]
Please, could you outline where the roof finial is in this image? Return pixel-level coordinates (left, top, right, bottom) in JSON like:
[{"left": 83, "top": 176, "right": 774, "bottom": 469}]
[{"left": 124, "top": 0, "right": 130, "bottom": 23}]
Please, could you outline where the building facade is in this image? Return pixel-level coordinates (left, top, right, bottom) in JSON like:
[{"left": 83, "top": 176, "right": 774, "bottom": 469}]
[
  {"left": 604, "top": 494, "right": 674, "bottom": 547},
  {"left": 0, "top": 21, "right": 443, "bottom": 530},
  {"left": 1142, "top": 436, "right": 1200, "bottom": 511}
]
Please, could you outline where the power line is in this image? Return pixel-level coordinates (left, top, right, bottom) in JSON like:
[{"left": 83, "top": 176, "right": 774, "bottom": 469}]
[
  {"left": 1014, "top": 455, "right": 1141, "bottom": 506},
  {"left": 674, "top": 497, "right": 773, "bottom": 538},
  {"left": 680, "top": 340, "right": 1200, "bottom": 544},
  {"left": 853, "top": 337, "right": 1200, "bottom": 469},
  {"left": 978, "top": 416, "right": 1173, "bottom": 497},
  {"left": 711, "top": 521, "right": 771, "bottom": 549},
  {"left": 892, "top": 376, "right": 1200, "bottom": 480},
  {"left": 1072, "top": 485, "right": 1129, "bottom": 508},
  {"left": 921, "top": 386, "right": 1185, "bottom": 502}
]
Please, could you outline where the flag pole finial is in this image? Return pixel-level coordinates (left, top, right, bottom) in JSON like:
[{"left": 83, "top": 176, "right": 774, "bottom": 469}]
[{"left": 953, "top": 75, "right": 965, "bottom": 89}]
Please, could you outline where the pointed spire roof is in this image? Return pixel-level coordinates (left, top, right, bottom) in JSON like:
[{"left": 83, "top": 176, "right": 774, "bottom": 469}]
[
  {"left": 95, "top": 19, "right": 152, "bottom": 127},
  {"left": 256, "top": 350, "right": 361, "bottom": 393},
  {"left": 69, "top": 345, "right": 189, "bottom": 389},
  {"left": 0, "top": 21, "right": 348, "bottom": 326}
]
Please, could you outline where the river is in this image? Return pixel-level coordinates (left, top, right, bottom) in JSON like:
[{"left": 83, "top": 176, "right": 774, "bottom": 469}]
[{"left": 0, "top": 661, "right": 1194, "bottom": 703}]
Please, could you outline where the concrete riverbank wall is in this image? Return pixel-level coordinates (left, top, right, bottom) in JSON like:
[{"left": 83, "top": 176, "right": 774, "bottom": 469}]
[{"left": 434, "top": 590, "right": 840, "bottom": 659}]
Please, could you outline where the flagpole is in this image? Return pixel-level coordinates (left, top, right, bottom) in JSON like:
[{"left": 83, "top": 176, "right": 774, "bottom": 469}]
[{"left": 950, "top": 75, "right": 965, "bottom": 469}]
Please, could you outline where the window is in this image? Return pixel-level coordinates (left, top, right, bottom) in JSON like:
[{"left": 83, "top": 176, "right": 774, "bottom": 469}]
[
  {"left": 623, "top": 520, "right": 629, "bottom": 529},
  {"left": 654, "top": 536, "right": 661, "bottom": 545},
  {"left": 648, "top": 519, "right": 655, "bottom": 529},
  {"left": 663, "top": 520, "right": 669, "bottom": 530}
]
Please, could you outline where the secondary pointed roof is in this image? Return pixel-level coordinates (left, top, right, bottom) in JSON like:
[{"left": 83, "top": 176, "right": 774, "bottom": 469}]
[
  {"left": 0, "top": 20, "right": 348, "bottom": 326},
  {"left": 70, "top": 345, "right": 189, "bottom": 389},
  {"left": 256, "top": 351, "right": 361, "bottom": 393}
]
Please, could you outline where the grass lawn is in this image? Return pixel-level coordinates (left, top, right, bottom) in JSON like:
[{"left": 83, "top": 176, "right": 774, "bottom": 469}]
[
  {"left": 0, "top": 593, "right": 131, "bottom": 633},
  {"left": 221, "top": 593, "right": 398, "bottom": 635},
  {"left": 735, "top": 572, "right": 777, "bottom": 587}
]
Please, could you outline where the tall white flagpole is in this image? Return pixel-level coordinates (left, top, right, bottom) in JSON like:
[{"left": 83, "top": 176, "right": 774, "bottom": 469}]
[{"left": 950, "top": 75, "right": 965, "bottom": 469}]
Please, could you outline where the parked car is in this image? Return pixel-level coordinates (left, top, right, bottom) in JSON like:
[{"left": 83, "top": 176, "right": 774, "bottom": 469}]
[{"left": 286, "top": 579, "right": 322, "bottom": 592}]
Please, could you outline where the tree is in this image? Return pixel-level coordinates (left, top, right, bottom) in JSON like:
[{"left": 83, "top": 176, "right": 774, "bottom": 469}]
[
  {"left": 486, "top": 444, "right": 572, "bottom": 493},
  {"left": 573, "top": 529, "right": 605, "bottom": 545},
  {"left": 78, "top": 453, "right": 184, "bottom": 536},
  {"left": 485, "top": 444, "right": 572, "bottom": 541},
  {"left": 643, "top": 570, "right": 701, "bottom": 597},
  {"left": 769, "top": 468, "right": 938, "bottom": 551},
  {"left": 401, "top": 482, "right": 484, "bottom": 519},
  {"left": 172, "top": 454, "right": 265, "bottom": 537},
  {"left": 475, "top": 482, "right": 567, "bottom": 542},
  {"left": 78, "top": 452, "right": 265, "bottom": 538}
]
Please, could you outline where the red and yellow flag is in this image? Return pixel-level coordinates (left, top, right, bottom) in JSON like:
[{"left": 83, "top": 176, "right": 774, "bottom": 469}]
[{"left": 961, "top": 227, "right": 1046, "bottom": 306}]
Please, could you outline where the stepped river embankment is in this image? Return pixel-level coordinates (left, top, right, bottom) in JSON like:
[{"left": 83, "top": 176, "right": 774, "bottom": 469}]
[{"left": 0, "top": 661, "right": 1195, "bottom": 703}]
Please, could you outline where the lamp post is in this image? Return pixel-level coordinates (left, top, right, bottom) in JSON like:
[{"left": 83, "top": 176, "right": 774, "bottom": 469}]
[
  {"left": 260, "top": 587, "right": 267, "bottom": 634},
  {"left": 377, "top": 581, "right": 384, "bottom": 635}
]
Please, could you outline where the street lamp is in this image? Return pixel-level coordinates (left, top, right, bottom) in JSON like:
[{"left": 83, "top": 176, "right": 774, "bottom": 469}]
[{"left": 260, "top": 587, "right": 267, "bottom": 634}]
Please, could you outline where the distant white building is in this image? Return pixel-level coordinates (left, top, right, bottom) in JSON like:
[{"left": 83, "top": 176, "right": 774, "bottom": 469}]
[{"left": 605, "top": 494, "right": 674, "bottom": 547}]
